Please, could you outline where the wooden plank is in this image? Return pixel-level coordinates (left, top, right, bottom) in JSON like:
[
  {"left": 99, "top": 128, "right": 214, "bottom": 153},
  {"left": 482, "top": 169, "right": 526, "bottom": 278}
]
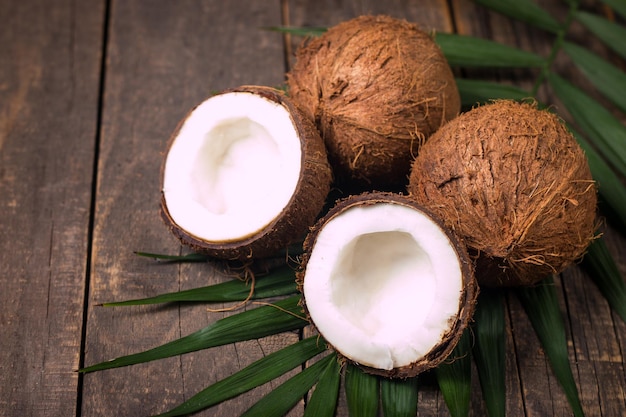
[
  {"left": 80, "top": 1, "right": 294, "bottom": 416},
  {"left": 285, "top": 0, "right": 453, "bottom": 70},
  {"left": 0, "top": 1, "right": 104, "bottom": 416},
  {"left": 563, "top": 231, "right": 626, "bottom": 416}
]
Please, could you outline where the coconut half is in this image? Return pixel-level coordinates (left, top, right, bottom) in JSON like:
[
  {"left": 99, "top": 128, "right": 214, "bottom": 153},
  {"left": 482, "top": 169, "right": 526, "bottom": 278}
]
[
  {"left": 298, "top": 192, "right": 477, "bottom": 378},
  {"left": 161, "top": 86, "right": 332, "bottom": 260}
]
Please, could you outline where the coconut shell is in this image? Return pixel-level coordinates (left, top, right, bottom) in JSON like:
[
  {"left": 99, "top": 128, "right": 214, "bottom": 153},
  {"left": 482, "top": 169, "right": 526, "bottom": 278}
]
[
  {"left": 408, "top": 100, "right": 598, "bottom": 287},
  {"left": 287, "top": 15, "right": 460, "bottom": 192},
  {"left": 161, "top": 85, "right": 333, "bottom": 260},
  {"left": 297, "top": 192, "right": 478, "bottom": 378}
]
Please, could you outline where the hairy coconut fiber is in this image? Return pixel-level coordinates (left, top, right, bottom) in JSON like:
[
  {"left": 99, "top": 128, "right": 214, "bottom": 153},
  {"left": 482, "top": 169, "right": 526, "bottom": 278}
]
[
  {"left": 297, "top": 192, "right": 478, "bottom": 378},
  {"left": 408, "top": 100, "right": 597, "bottom": 287},
  {"left": 287, "top": 15, "right": 460, "bottom": 192},
  {"left": 161, "top": 86, "right": 332, "bottom": 260}
]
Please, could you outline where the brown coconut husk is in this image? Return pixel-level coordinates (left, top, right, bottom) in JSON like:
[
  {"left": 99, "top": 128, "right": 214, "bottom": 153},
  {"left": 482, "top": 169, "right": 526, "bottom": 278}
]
[
  {"left": 408, "top": 100, "right": 598, "bottom": 287},
  {"left": 297, "top": 192, "right": 478, "bottom": 378},
  {"left": 160, "top": 86, "right": 333, "bottom": 260},
  {"left": 287, "top": 15, "right": 460, "bottom": 192}
]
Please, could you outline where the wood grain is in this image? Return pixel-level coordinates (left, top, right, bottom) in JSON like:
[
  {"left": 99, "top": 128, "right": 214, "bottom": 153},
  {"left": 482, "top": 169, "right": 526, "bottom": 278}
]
[
  {"left": 80, "top": 1, "right": 294, "bottom": 416},
  {"left": 0, "top": 1, "right": 625, "bottom": 416},
  {"left": 0, "top": 1, "right": 104, "bottom": 416}
]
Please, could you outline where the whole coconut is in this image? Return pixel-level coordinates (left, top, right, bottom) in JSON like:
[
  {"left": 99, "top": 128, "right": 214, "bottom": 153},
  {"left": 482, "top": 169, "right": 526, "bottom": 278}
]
[
  {"left": 287, "top": 15, "right": 460, "bottom": 192},
  {"left": 408, "top": 100, "right": 597, "bottom": 287}
]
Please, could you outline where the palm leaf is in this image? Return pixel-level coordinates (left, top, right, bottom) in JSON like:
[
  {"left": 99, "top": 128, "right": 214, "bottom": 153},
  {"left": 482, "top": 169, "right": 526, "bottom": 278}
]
[
  {"left": 472, "top": 290, "right": 506, "bottom": 417},
  {"left": 548, "top": 73, "right": 626, "bottom": 178},
  {"left": 435, "top": 33, "right": 545, "bottom": 68},
  {"left": 456, "top": 78, "right": 531, "bottom": 107},
  {"left": 345, "top": 364, "right": 380, "bottom": 417},
  {"left": 155, "top": 336, "right": 327, "bottom": 417},
  {"left": 474, "top": 0, "right": 561, "bottom": 33},
  {"left": 101, "top": 265, "right": 298, "bottom": 306},
  {"left": 600, "top": 0, "right": 626, "bottom": 20},
  {"left": 575, "top": 11, "right": 626, "bottom": 59},
  {"left": 264, "top": 25, "right": 327, "bottom": 37},
  {"left": 435, "top": 329, "right": 472, "bottom": 417},
  {"left": 380, "top": 376, "right": 419, "bottom": 417},
  {"left": 239, "top": 354, "right": 334, "bottom": 417},
  {"left": 569, "top": 126, "right": 626, "bottom": 231},
  {"left": 562, "top": 41, "right": 626, "bottom": 113},
  {"left": 516, "top": 278, "right": 585, "bottom": 417},
  {"left": 303, "top": 353, "right": 342, "bottom": 417},
  {"left": 79, "top": 295, "right": 307, "bottom": 373},
  {"left": 135, "top": 251, "right": 209, "bottom": 262},
  {"left": 581, "top": 237, "right": 626, "bottom": 324}
]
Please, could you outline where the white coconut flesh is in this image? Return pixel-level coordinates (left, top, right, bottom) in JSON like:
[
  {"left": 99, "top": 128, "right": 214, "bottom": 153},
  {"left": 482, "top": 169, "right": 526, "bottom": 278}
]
[
  {"left": 303, "top": 203, "right": 464, "bottom": 370},
  {"left": 162, "top": 92, "right": 302, "bottom": 242}
]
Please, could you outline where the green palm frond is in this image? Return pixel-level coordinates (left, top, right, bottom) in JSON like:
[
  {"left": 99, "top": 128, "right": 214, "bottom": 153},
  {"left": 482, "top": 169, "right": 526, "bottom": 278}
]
[
  {"left": 303, "top": 354, "right": 342, "bottom": 417},
  {"left": 239, "top": 354, "right": 335, "bottom": 417},
  {"left": 599, "top": 0, "right": 626, "bottom": 19},
  {"left": 155, "top": 336, "right": 327, "bottom": 417},
  {"left": 516, "top": 278, "right": 585, "bottom": 417},
  {"left": 569, "top": 127, "right": 626, "bottom": 231},
  {"left": 474, "top": 0, "right": 561, "bottom": 33},
  {"left": 435, "top": 329, "right": 472, "bottom": 417},
  {"left": 562, "top": 41, "right": 626, "bottom": 113},
  {"left": 455, "top": 79, "right": 531, "bottom": 108},
  {"left": 101, "top": 265, "right": 297, "bottom": 306},
  {"left": 435, "top": 33, "right": 545, "bottom": 67},
  {"left": 582, "top": 237, "right": 626, "bottom": 323},
  {"left": 574, "top": 11, "right": 626, "bottom": 59},
  {"left": 80, "top": 295, "right": 307, "bottom": 373},
  {"left": 548, "top": 73, "right": 626, "bottom": 178},
  {"left": 380, "top": 376, "right": 419, "bottom": 417},
  {"left": 345, "top": 364, "right": 380, "bottom": 417},
  {"left": 472, "top": 290, "right": 506, "bottom": 417}
]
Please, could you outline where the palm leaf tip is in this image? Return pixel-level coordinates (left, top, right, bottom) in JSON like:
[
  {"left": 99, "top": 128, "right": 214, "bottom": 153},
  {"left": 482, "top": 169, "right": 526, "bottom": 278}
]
[
  {"left": 239, "top": 354, "right": 335, "bottom": 417},
  {"left": 303, "top": 353, "right": 341, "bottom": 417},
  {"left": 345, "top": 364, "right": 380, "bottom": 417},
  {"left": 381, "top": 375, "right": 419, "bottom": 417},
  {"left": 435, "top": 33, "right": 545, "bottom": 68},
  {"left": 473, "top": 290, "right": 506, "bottom": 417},
  {"left": 436, "top": 329, "right": 471, "bottom": 417},
  {"left": 475, "top": 0, "right": 561, "bottom": 33},
  {"left": 155, "top": 336, "right": 327, "bottom": 417},
  {"left": 79, "top": 295, "right": 307, "bottom": 373},
  {"left": 516, "top": 278, "right": 585, "bottom": 417}
]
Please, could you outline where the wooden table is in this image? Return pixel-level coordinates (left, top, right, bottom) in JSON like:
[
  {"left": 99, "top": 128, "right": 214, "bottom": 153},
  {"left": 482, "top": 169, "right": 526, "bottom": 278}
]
[{"left": 1, "top": 1, "right": 625, "bottom": 416}]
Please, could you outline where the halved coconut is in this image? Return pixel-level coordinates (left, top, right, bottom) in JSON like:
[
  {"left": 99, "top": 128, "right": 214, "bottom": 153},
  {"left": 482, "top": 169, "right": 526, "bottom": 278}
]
[
  {"left": 298, "top": 192, "right": 477, "bottom": 378},
  {"left": 161, "top": 86, "right": 332, "bottom": 260}
]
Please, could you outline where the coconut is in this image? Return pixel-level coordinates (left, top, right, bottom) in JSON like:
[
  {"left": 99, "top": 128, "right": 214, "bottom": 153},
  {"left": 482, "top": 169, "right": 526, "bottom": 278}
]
[
  {"left": 287, "top": 15, "right": 460, "bottom": 192},
  {"left": 408, "top": 100, "right": 597, "bottom": 287},
  {"left": 297, "top": 192, "right": 477, "bottom": 378},
  {"left": 160, "top": 86, "right": 332, "bottom": 260}
]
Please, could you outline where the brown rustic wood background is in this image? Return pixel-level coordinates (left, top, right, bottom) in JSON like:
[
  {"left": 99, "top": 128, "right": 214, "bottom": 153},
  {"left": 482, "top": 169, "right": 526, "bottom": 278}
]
[{"left": 1, "top": 0, "right": 624, "bottom": 416}]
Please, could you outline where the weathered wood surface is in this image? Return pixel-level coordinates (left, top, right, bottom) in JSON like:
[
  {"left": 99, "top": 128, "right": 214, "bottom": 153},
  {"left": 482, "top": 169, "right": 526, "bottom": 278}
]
[
  {"left": 1, "top": 0, "right": 624, "bottom": 416},
  {"left": 0, "top": 1, "right": 104, "bottom": 416}
]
